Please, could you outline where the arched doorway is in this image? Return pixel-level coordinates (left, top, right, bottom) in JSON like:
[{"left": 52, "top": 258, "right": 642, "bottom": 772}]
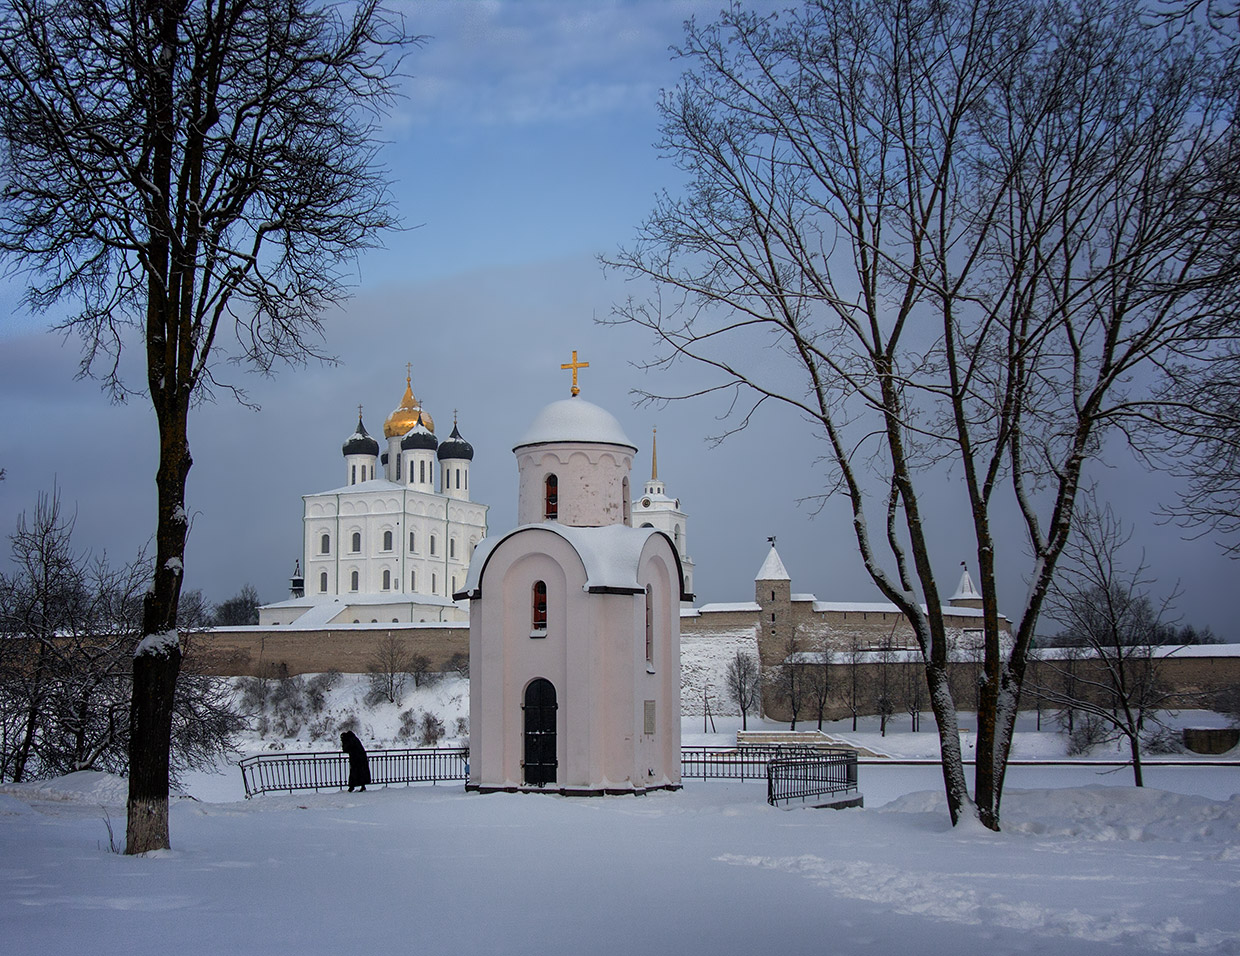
[{"left": 523, "top": 678, "right": 557, "bottom": 786}]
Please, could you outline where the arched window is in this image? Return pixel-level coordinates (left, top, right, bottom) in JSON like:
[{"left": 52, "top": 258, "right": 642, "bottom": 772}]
[
  {"left": 430, "top": 534, "right": 436, "bottom": 556},
  {"left": 645, "top": 584, "right": 654, "bottom": 664},
  {"left": 382, "top": 569, "right": 391, "bottom": 590},
  {"left": 320, "top": 533, "right": 330, "bottom": 554},
  {"left": 411, "top": 570, "right": 416, "bottom": 591},
  {"left": 350, "top": 464, "right": 356, "bottom": 485},
  {"left": 350, "top": 570, "right": 359, "bottom": 591},
  {"left": 319, "top": 571, "right": 328, "bottom": 593},
  {"left": 431, "top": 572, "right": 437, "bottom": 594},
  {"left": 544, "top": 474, "right": 558, "bottom": 520},
  {"left": 532, "top": 580, "right": 547, "bottom": 633},
  {"left": 351, "top": 532, "right": 361, "bottom": 553},
  {"left": 382, "top": 530, "right": 393, "bottom": 552},
  {"left": 409, "top": 530, "right": 415, "bottom": 552},
  {"left": 449, "top": 538, "right": 456, "bottom": 559},
  {"left": 419, "top": 459, "right": 426, "bottom": 484}
]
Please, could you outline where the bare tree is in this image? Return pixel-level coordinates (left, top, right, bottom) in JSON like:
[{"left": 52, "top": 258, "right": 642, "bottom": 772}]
[
  {"left": 366, "top": 634, "right": 417, "bottom": 706},
  {"left": 807, "top": 646, "right": 832, "bottom": 731},
  {"left": 1035, "top": 501, "right": 1186, "bottom": 786},
  {"left": 841, "top": 632, "right": 865, "bottom": 733},
  {"left": 0, "top": 488, "right": 242, "bottom": 782},
  {"left": 773, "top": 630, "right": 806, "bottom": 729},
  {"left": 607, "top": 0, "right": 1240, "bottom": 828},
  {"left": 213, "top": 585, "right": 261, "bottom": 627},
  {"left": 724, "top": 650, "right": 762, "bottom": 731},
  {"left": 0, "top": 0, "right": 410, "bottom": 852}
]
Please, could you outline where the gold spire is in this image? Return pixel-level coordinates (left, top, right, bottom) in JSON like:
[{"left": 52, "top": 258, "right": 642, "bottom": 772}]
[
  {"left": 383, "top": 367, "right": 434, "bottom": 437},
  {"left": 651, "top": 427, "right": 658, "bottom": 481},
  {"left": 560, "top": 350, "right": 589, "bottom": 397}
]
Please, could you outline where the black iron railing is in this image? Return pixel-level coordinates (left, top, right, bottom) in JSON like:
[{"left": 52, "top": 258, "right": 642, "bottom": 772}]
[
  {"left": 238, "top": 746, "right": 469, "bottom": 798},
  {"left": 238, "top": 743, "right": 859, "bottom": 800},
  {"left": 766, "top": 750, "right": 859, "bottom": 807}
]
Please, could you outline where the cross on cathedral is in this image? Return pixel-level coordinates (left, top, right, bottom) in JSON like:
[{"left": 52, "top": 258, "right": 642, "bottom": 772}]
[{"left": 560, "top": 350, "right": 589, "bottom": 397}]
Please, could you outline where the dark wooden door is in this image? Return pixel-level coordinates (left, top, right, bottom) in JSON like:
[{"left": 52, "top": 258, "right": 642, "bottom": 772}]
[{"left": 523, "top": 678, "right": 557, "bottom": 786}]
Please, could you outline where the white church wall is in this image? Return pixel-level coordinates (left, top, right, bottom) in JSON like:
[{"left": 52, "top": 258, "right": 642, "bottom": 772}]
[{"left": 515, "top": 445, "right": 634, "bottom": 527}]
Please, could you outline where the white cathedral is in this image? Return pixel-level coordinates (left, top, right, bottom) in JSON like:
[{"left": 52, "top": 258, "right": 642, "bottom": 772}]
[
  {"left": 259, "top": 371, "right": 488, "bottom": 626},
  {"left": 259, "top": 367, "right": 695, "bottom": 629}
]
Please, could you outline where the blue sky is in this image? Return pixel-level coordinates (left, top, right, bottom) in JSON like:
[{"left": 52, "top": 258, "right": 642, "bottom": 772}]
[{"left": 1, "top": 0, "right": 1235, "bottom": 636}]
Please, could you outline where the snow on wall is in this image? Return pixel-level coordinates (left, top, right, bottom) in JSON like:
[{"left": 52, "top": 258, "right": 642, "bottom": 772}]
[{"left": 680, "top": 625, "right": 759, "bottom": 716}]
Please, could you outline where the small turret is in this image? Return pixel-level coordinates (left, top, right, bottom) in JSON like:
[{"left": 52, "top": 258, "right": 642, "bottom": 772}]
[
  {"left": 400, "top": 414, "right": 438, "bottom": 490},
  {"left": 437, "top": 414, "right": 474, "bottom": 501},
  {"left": 342, "top": 410, "right": 379, "bottom": 486},
  {"left": 289, "top": 559, "right": 305, "bottom": 599}
]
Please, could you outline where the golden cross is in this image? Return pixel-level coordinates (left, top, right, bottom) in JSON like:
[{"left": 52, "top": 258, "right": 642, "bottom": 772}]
[
  {"left": 357, "top": 404, "right": 363, "bottom": 421},
  {"left": 560, "top": 350, "right": 589, "bottom": 397},
  {"left": 406, "top": 361, "right": 413, "bottom": 385}
]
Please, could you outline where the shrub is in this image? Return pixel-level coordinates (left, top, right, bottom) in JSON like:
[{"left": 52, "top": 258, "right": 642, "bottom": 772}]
[
  {"left": 396, "top": 709, "right": 420, "bottom": 742},
  {"left": 421, "top": 712, "right": 445, "bottom": 746},
  {"left": 1066, "top": 715, "right": 1109, "bottom": 756}
]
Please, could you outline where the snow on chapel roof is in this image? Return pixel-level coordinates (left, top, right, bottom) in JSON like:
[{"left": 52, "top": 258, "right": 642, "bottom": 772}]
[
  {"left": 755, "top": 545, "right": 791, "bottom": 581},
  {"left": 514, "top": 396, "right": 637, "bottom": 452}
]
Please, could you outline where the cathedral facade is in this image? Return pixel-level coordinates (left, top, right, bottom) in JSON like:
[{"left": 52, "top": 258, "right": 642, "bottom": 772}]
[{"left": 259, "top": 371, "right": 488, "bottom": 627}]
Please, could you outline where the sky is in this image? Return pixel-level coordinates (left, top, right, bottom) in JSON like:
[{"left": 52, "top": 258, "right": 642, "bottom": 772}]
[{"left": 0, "top": 0, "right": 1235, "bottom": 636}]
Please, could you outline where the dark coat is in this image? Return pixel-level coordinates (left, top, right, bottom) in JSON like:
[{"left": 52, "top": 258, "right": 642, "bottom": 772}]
[{"left": 340, "top": 731, "right": 371, "bottom": 789}]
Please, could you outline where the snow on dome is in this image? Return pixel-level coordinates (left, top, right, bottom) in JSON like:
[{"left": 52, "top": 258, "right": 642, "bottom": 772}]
[{"left": 514, "top": 397, "right": 636, "bottom": 452}]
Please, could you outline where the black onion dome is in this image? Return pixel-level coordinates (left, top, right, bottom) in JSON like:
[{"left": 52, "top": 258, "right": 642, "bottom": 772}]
[
  {"left": 437, "top": 423, "right": 474, "bottom": 461},
  {"left": 342, "top": 416, "right": 380, "bottom": 458},
  {"left": 401, "top": 414, "right": 439, "bottom": 451}
]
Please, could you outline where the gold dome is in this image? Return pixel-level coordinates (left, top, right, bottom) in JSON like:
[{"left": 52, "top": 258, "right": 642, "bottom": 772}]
[{"left": 383, "top": 371, "right": 434, "bottom": 438}]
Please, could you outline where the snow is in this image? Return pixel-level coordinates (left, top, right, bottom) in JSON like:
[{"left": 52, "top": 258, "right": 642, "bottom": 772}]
[
  {"left": 2, "top": 694, "right": 1238, "bottom": 956},
  {"left": 461, "top": 523, "right": 666, "bottom": 595},
  {"left": 134, "top": 629, "right": 179, "bottom": 658},
  {"left": 513, "top": 396, "right": 637, "bottom": 450},
  {"left": 755, "top": 544, "right": 791, "bottom": 580}
]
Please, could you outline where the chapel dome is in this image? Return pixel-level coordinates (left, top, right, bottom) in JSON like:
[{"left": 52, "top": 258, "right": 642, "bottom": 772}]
[
  {"left": 400, "top": 417, "right": 438, "bottom": 451},
  {"left": 342, "top": 416, "right": 380, "bottom": 458},
  {"left": 438, "top": 422, "right": 474, "bottom": 461},
  {"left": 384, "top": 374, "right": 434, "bottom": 438},
  {"left": 514, "top": 396, "right": 637, "bottom": 452}
]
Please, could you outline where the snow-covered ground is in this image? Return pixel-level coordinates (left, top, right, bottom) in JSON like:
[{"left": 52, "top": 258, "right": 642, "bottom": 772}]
[{"left": 2, "top": 684, "right": 1238, "bottom": 956}]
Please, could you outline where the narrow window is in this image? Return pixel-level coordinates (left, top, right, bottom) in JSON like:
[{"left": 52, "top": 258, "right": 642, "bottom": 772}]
[
  {"left": 431, "top": 572, "right": 437, "bottom": 594},
  {"left": 544, "top": 474, "right": 558, "bottom": 520},
  {"left": 320, "top": 533, "right": 330, "bottom": 554},
  {"left": 532, "top": 580, "right": 547, "bottom": 632},
  {"left": 449, "top": 538, "right": 456, "bottom": 559},
  {"left": 409, "top": 531, "right": 415, "bottom": 552},
  {"left": 351, "top": 532, "right": 361, "bottom": 553},
  {"left": 382, "top": 569, "right": 391, "bottom": 590},
  {"left": 383, "top": 530, "right": 393, "bottom": 551},
  {"left": 622, "top": 477, "right": 631, "bottom": 524},
  {"left": 319, "top": 571, "right": 328, "bottom": 593},
  {"left": 350, "top": 570, "right": 359, "bottom": 591},
  {"left": 420, "top": 459, "right": 426, "bottom": 483},
  {"left": 464, "top": 471, "right": 468, "bottom": 491},
  {"left": 411, "top": 570, "right": 416, "bottom": 591},
  {"left": 351, "top": 464, "right": 356, "bottom": 485},
  {"left": 396, "top": 457, "right": 401, "bottom": 480},
  {"left": 649, "top": 582, "right": 659, "bottom": 664},
  {"left": 430, "top": 534, "right": 436, "bottom": 556}
]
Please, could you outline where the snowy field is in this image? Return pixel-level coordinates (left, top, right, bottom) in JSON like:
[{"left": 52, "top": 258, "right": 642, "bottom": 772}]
[{"left": 1, "top": 688, "right": 1238, "bottom": 956}]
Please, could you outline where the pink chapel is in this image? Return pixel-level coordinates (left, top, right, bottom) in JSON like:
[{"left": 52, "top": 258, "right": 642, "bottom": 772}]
[{"left": 457, "top": 357, "right": 687, "bottom": 794}]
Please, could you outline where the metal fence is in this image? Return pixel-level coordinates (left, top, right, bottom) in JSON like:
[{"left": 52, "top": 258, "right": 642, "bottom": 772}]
[
  {"left": 238, "top": 747, "right": 469, "bottom": 798},
  {"left": 766, "top": 750, "right": 859, "bottom": 808},
  {"left": 238, "top": 744, "right": 859, "bottom": 801}
]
